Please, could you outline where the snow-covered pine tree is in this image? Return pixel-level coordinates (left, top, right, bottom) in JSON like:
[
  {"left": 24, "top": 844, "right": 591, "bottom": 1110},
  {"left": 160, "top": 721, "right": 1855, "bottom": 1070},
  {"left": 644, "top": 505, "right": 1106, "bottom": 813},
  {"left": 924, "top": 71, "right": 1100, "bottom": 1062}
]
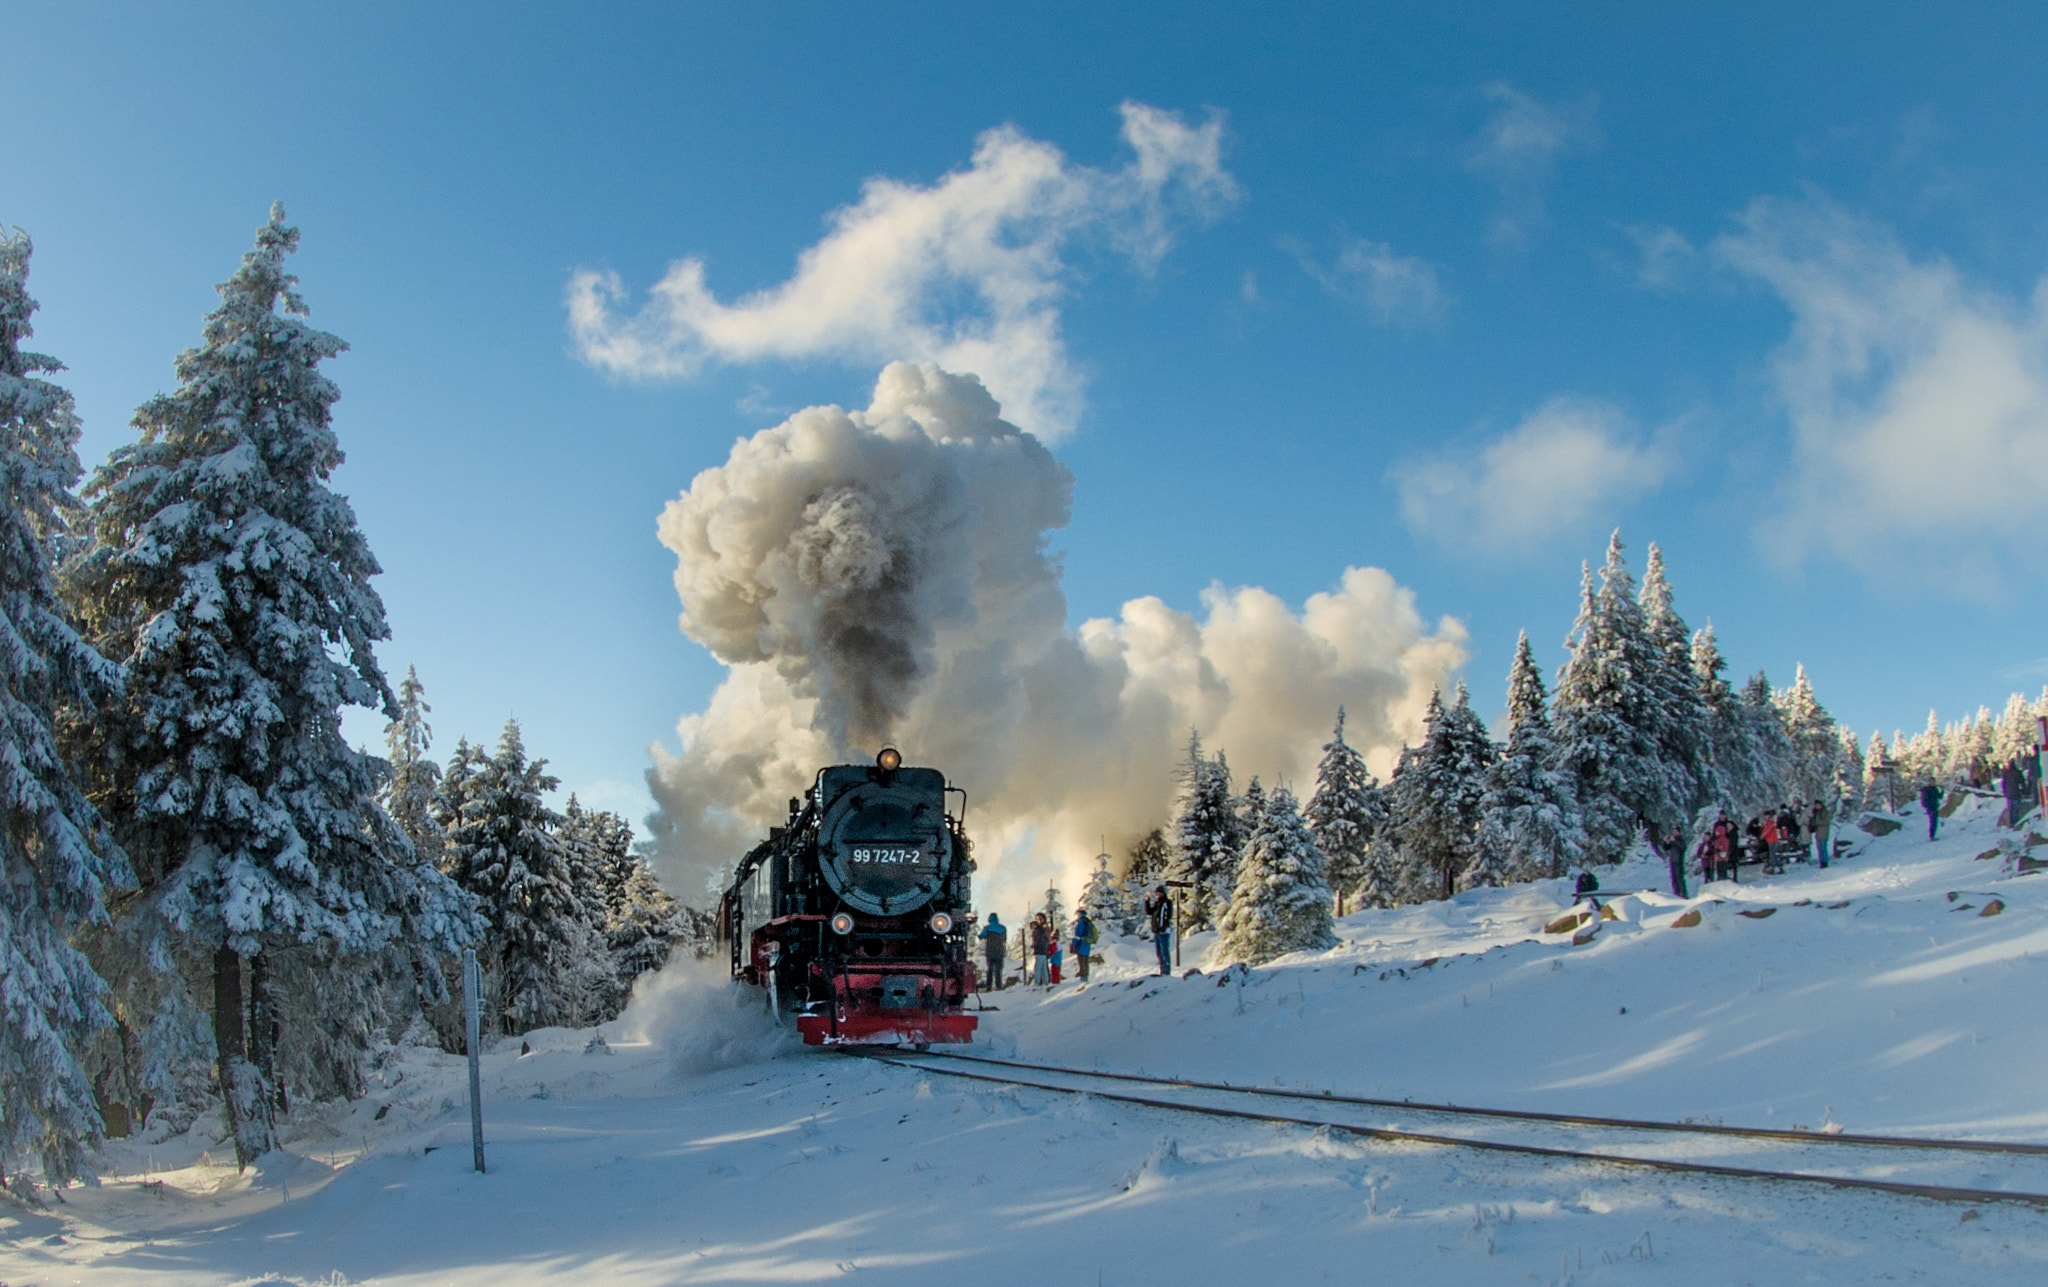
[
  {"left": 1692, "top": 625, "right": 1763, "bottom": 817},
  {"left": 0, "top": 229, "right": 131, "bottom": 1192},
  {"left": 1550, "top": 535, "right": 1668, "bottom": 867},
  {"left": 381, "top": 665, "right": 442, "bottom": 863},
  {"left": 1166, "top": 732, "right": 1240, "bottom": 931},
  {"left": 1775, "top": 665, "right": 1842, "bottom": 806},
  {"left": 1864, "top": 731, "right": 1892, "bottom": 811},
  {"left": 1638, "top": 544, "right": 1714, "bottom": 892},
  {"left": 1041, "top": 883, "right": 1067, "bottom": 946},
  {"left": 605, "top": 862, "right": 687, "bottom": 1004},
  {"left": 436, "top": 719, "right": 593, "bottom": 1033},
  {"left": 67, "top": 207, "right": 469, "bottom": 1166},
  {"left": 1994, "top": 692, "right": 2037, "bottom": 769},
  {"left": 555, "top": 795, "right": 615, "bottom": 946},
  {"left": 1353, "top": 833, "right": 1401, "bottom": 910},
  {"left": 1121, "top": 828, "right": 1170, "bottom": 933},
  {"left": 1835, "top": 726, "right": 1866, "bottom": 816},
  {"left": 1388, "top": 686, "right": 1495, "bottom": 901},
  {"left": 1216, "top": 785, "right": 1335, "bottom": 965},
  {"left": 1304, "top": 708, "right": 1385, "bottom": 912},
  {"left": 1078, "top": 851, "right": 1132, "bottom": 936},
  {"left": 1737, "top": 671, "right": 1792, "bottom": 802},
  {"left": 1476, "top": 632, "right": 1585, "bottom": 884}
]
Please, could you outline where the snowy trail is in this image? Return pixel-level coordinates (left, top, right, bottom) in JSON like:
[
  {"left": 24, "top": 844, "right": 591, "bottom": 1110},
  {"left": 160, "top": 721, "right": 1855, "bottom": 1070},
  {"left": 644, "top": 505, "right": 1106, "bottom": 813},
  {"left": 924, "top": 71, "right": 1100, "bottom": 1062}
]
[{"left": 5, "top": 795, "right": 2048, "bottom": 1283}]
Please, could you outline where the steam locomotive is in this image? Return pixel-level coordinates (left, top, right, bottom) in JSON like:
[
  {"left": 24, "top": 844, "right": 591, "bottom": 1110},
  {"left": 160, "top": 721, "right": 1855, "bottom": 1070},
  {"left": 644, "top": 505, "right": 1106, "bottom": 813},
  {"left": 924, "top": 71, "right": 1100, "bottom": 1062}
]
[{"left": 717, "top": 748, "right": 979, "bottom": 1047}]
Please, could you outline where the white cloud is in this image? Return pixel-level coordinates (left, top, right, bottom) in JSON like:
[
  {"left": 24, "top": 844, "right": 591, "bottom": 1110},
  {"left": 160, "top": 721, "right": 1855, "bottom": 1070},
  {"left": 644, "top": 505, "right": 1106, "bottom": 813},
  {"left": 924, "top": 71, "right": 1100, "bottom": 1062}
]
[
  {"left": 1624, "top": 223, "right": 1697, "bottom": 289},
  {"left": 567, "top": 102, "right": 1238, "bottom": 440},
  {"left": 645, "top": 363, "right": 1467, "bottom": 909},
  {"left": 1714, "top": 194, "right": 2048, "bottom": 591},
  {"left": 1464, "top": 83, "right": 1600, "bottom": 250},
  {"left": 1392, "top": 397, "right": 1674, "bottom": 552},
  {"left": 1290, "top": 236, "right": 1450, "bottom": 326}
]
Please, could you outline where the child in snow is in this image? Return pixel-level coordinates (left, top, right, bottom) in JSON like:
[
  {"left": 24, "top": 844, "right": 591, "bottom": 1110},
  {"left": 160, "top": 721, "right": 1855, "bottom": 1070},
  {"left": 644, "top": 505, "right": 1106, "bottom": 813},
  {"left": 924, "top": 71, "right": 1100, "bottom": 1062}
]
[{"left": 1030, "top": 914, "right": 1052, "bottom": 986}]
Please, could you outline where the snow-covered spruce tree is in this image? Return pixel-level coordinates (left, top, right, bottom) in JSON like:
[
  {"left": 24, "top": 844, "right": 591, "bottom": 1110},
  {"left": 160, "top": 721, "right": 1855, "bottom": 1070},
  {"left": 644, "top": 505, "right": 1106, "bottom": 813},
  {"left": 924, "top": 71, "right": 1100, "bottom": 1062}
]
[
  {"left": 1775, "top": 666, "right": 1842, "bottom": 807},
  {"left": 555, "top": 795, "right": 614, "bottom": 950},
  {"left": 1737, "top": 671, "right": 1792, "bottom": 801},
  {"left": 605, "top": 862, "right": 687, "bottom": 1001},
  {"left": 560, "top": 798, "right": 680, "bottom": 1015},
  {"left": 436, "top": 720, "right": 598, "bottom": 1033},
  {"left": 1835, "top": 726, "right": 1866, "bottom": 816},
  {"left": 66, "top": 208, "right": 469, "bottom": 1166},
  {"left": 1994, "top": 692, "right": 2038, "bottom": 769},
  {"left": 381, "top": 665, "right": 442, "bottom": 863},
  {"left": 1389, "top": 686, "right": 1495, "bottom": 901},
  {"left": 1121, "top": 829, "right": 1170, "bottom": 934},
  {"left": 1476, "top": 632, "right": 1585, "bottom": 884},
  {"left": 0, "top": 229, "right": 131, "bottom": 1192},
  {"left": 1864, "top": 731, "right": 1892, "bottom": 811},
  {"left": 1353, "top": 833, "right": 1402, "bottom": 910},
  {"left": 1638, "top": 545, "right": 1714, "bottom": 893},
  {"left": 1078, "top": 851, "right": 1133, "bottom": 935},
  {"left": 1550, "top": 535, "right": 1668, "bottom": 867},
  {"left": 1692, "top": 625, "right": 1759, "bottom": 817},
  {"left": 1216, "top": 785, "right": 1335, "bottom": 965},
  {"left": 1305, "top": 708, "right": 1385, "bottom": 912},
  {"left": 1166, "top": 732, "right": 1241, "bottom": 931},
  {"left": 1040, "top": 883, "right": 1067, "bottom": 945}
]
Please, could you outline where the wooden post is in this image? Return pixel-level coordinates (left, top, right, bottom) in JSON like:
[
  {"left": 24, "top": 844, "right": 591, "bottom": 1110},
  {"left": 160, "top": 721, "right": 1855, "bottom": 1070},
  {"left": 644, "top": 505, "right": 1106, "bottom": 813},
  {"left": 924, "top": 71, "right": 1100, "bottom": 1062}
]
[{"left": 464, "top": 947, "right": 485, "bottom": 1174}]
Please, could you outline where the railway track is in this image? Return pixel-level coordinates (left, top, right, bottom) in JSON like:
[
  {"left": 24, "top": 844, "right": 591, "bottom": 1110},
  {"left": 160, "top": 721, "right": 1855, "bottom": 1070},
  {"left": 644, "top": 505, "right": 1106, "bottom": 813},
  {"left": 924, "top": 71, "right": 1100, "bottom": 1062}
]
[{"left": 864, "top": 1049, "right": 2048, "bottom": 1210}]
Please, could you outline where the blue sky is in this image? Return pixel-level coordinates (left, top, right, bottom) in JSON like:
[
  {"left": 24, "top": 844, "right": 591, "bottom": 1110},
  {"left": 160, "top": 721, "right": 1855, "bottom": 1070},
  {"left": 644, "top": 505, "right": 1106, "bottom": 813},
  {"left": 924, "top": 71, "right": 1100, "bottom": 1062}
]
[{"left": 11, "top": 2, "right": 2048, "bottom": 845}]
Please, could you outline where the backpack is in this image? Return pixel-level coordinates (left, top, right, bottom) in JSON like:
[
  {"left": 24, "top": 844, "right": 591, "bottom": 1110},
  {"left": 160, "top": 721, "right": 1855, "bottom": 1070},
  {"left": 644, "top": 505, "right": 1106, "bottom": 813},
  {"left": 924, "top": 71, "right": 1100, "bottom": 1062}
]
[{"left": 1077, "top": 916, "right": 1098, "bottom": 945}]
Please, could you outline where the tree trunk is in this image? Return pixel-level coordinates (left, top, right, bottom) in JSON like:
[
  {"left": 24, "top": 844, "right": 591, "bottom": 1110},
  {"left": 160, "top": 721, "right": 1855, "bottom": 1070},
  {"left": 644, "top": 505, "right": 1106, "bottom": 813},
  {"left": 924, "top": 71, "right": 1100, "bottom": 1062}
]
[
  {"left": 248, "top": 952, "right": 283, "bottom": 1113},
  {"left": 214, "top": 945, "right": 275, "bottom": 1168},
  {"left": 212, "top": 944, "right": 245, "bottom": 1070}
]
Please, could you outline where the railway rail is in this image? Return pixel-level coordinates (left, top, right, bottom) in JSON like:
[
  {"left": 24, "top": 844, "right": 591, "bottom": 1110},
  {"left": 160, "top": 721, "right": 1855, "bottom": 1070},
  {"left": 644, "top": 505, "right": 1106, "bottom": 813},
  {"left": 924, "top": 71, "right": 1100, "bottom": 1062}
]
[{"left": 864, "top": 1049, "right": 2048, "bottom": 1210}]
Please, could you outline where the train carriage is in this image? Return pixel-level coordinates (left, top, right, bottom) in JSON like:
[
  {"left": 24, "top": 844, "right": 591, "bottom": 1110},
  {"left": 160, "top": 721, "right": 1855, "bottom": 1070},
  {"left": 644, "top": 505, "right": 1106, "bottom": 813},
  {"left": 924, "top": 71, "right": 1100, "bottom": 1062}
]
[{"left": 717, "top": 748, "right": 979, "bottom": 1047}]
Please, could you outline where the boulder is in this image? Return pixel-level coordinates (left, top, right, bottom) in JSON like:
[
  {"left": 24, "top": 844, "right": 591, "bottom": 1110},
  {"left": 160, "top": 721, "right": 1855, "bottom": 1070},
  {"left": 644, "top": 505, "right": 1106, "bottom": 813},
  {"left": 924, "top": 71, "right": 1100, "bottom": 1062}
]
[
  {"left": 1859, "top": 815, "right": 1902, "bottom": 837},
  {"left": 1981, "top": 899, "right": 2006, "bottom": 917},
  {"left": 1544, "top": 909, "right": 1592, "bottom": 935},
  {"left": 1669, "top": 909, "right": 1703, "bottom": 929},
  {"left": 1737, "top": 908, "right": 1777, "bottom": 919}
]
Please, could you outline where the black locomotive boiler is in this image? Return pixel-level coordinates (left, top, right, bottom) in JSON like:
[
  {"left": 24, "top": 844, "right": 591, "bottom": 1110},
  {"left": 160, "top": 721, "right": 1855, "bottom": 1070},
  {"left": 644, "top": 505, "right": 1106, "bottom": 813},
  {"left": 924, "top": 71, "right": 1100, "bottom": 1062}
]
[{"left": 717, "top": 747, "right": 979, "bottom": 1047}]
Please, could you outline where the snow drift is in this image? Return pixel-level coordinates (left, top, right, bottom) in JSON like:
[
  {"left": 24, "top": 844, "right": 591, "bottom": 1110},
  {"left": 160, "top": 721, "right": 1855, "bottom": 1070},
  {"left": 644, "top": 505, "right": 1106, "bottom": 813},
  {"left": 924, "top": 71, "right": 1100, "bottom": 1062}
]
[{"left": 644, "top": 361, "right": 1468, "bottom": 906}]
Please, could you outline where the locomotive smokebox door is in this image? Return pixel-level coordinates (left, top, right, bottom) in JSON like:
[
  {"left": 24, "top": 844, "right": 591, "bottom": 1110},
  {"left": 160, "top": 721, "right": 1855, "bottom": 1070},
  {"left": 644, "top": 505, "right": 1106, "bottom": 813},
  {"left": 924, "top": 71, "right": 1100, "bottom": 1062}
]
[
  {"left": 816, "top": 765, "right": 951, "bottom": 916},
  {"left": 880, "top": 978, "right": 919, "bottom": 1010}
]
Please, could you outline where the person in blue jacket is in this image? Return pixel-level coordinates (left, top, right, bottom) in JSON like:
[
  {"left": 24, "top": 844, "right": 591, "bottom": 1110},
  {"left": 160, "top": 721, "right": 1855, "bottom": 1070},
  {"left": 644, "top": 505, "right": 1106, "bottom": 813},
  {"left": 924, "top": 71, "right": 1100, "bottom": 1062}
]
[
  {"left": 979, "top": 914, "right": 1007, "bottom": 991},
  {"left": 1071, "top": 908, "right": 1097, "bottom": 981},
  {"left": 1920, "top": 781, "right": 1944, "bottom": 841}
]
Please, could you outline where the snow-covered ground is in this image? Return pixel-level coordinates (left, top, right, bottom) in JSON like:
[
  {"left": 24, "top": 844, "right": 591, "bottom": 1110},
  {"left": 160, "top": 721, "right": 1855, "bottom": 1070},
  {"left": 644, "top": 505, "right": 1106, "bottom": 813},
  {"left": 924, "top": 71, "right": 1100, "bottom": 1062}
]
[{"left": 7, "top": 794, "right": 2048, "bottom": 1284}]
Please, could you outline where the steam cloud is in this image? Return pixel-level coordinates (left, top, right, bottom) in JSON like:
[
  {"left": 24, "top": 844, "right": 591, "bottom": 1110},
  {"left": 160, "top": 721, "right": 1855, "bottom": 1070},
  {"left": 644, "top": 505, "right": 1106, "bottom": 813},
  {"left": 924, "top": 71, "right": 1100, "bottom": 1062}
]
[{"left": 646, "top": 363, "right": 1468, "bottom": 907}]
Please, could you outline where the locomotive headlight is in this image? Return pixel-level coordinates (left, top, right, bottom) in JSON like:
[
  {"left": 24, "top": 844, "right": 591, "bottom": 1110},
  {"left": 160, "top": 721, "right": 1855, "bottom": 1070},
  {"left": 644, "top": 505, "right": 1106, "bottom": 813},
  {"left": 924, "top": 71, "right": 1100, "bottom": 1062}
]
[
  {"left": 877, "top": 746, "right": 902, "bottom": 772},
  {"left": 928, "top": 912, "right": 953, "bottom": 935},
  {"left": 830, "top": 911, "right": 856, "bottom": 935}
]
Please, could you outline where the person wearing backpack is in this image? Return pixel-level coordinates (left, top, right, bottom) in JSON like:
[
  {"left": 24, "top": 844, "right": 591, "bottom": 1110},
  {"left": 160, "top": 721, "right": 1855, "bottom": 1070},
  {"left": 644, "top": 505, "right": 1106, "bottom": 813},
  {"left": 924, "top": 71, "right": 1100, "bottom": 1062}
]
[
  {"left": 1071, "top": 908, "right": 1098, "bottom": 981},
  {"left": 1920, "top": 781, "right": 1944, "bottom": 841},
  {"left": 1144, "top": 885, "right": 1174, "bottom": 976},
  {"left": 979, "top": 914, "right": 1007, "bottom": 991}
]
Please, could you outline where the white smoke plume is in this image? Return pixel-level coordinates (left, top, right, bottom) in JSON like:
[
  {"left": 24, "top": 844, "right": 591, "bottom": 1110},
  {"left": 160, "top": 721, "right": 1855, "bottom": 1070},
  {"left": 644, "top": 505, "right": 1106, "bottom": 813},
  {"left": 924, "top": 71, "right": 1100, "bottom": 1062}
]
[
  {"left": 568, "top": 102, "right": 1238, "bottom": 440},
  {"left": 645, "top": 362, "right": 1468, "bottom": 909}
]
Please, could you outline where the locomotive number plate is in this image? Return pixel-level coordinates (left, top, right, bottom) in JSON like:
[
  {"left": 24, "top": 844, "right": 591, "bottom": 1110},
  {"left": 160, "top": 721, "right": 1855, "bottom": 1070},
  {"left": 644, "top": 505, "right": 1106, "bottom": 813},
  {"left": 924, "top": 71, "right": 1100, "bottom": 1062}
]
[{"left": 850, "top": 846, "right": 926, "bottom": 865}]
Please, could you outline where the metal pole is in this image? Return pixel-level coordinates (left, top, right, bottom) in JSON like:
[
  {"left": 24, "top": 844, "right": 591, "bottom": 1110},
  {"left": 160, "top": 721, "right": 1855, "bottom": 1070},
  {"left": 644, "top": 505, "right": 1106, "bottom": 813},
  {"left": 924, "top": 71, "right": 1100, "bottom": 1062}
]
[
  {"left": 1172, "top": 886, "right": 1181, "bottom": 970},
  {"left": 463, "top": 947, "right": 485, "bottom": 1175}
]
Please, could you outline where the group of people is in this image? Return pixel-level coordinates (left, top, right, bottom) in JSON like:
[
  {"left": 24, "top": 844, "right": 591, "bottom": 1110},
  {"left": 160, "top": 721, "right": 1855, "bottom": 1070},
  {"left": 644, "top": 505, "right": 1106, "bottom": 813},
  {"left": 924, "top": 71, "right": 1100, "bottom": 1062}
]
[
  {"left": 974, "top": 884, "right": 1179, "bottom": 991},
  {"left": 1694, "top": 801, "right": 1836, "bottom": 883}
]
